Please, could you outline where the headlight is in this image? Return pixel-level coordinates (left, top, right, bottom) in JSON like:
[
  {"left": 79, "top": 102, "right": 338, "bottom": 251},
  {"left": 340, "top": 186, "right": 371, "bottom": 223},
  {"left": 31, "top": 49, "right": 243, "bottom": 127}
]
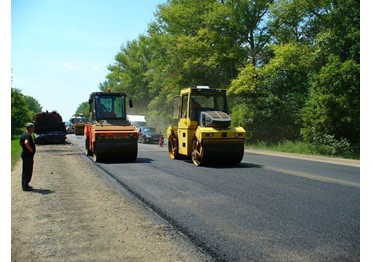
[
  {"left": 234, "top": 133, "right": 242, "bottom": 137},
  {"left": 205, "top": 133, "right": 214, "bottom": 137}
]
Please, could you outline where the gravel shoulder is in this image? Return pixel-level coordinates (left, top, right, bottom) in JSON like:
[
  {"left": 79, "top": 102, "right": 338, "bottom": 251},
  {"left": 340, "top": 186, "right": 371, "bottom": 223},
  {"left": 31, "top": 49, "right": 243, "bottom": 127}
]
[{"left": 11, "top": 142, "right": 212, "bottom": 261}]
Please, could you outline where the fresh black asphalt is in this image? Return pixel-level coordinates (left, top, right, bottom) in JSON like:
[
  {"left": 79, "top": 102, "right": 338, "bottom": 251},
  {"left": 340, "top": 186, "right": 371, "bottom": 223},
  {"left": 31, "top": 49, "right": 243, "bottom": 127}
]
[{"left": 69, "top": 136, "right": 360, "bottom": 261}]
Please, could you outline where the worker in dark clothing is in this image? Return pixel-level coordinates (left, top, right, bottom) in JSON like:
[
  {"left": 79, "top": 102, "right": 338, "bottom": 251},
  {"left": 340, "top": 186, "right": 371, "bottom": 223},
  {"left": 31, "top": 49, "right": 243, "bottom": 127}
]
[{"left": 19, "top": 123, "right": 36, "bottom": 191}]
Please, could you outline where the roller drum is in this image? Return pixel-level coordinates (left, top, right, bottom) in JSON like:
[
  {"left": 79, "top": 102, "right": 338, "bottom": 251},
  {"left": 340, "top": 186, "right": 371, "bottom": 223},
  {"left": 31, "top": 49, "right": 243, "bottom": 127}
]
[
  {"left": 200, "top": 140, "right": 244, "bottom": 165},
  {"left": 93, "top": 139, "right": 138, "bottom": 162}
]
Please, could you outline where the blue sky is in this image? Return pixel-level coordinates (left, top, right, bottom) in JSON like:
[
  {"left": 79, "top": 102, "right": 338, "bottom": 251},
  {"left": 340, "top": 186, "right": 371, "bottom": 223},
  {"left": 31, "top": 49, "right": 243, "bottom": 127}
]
[{"left": 11, "top": 0, "right": 165, "bottom": 121}]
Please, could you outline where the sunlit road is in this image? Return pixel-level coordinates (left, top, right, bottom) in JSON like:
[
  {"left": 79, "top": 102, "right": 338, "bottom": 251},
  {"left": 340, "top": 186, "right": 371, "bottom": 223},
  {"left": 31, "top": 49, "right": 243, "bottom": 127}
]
[{"left": 68, "top": 135, "right": 359, "bottom": 261}]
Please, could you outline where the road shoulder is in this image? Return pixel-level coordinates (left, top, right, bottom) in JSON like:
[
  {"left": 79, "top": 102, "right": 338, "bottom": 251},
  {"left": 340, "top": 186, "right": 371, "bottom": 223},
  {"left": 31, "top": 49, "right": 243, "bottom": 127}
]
[
  {"left": 11, "top": 142, "right": 211, "bottom": 261},
  {"left": 245, "top": 148, "right": 360, "bottom": 167}
]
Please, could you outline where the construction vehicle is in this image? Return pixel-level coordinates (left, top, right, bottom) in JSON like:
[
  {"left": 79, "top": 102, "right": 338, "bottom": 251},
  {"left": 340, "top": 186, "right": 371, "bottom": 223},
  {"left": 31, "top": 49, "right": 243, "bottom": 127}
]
[
  {"left": 70, "top": 114, "right": 87, "bottom": 135},
  {"left": 34, "top": 111, "right": 66, "bottom": 144},
  {"left": 84, "top": 91, "right": 138, "bottom": 162},
  {"left": 167, "top": 86, "right": 246, "bottom": 166}
]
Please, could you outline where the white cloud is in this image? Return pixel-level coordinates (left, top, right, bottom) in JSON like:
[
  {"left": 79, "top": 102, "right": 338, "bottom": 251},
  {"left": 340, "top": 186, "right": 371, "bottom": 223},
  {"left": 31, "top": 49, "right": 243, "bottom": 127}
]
[
  {"left": 90, "top": 66, "right": 100, "bottom": 71},
  {"left": 63, "top": 62, "right": 79, "bottom": 70}
]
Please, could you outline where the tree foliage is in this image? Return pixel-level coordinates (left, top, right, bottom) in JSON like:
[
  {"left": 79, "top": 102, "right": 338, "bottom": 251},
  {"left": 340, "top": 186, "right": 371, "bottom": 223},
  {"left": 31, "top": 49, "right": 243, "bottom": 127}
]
[
  {"left": 301, "top": 56, "right": 360, "bottom": 144},
  {"left": 11, "top": 88, "right": 41, "bottom": 136},
  {"left": 229, "top": 43, "right": 315, "bottom": 141},
  {"left": 74, "top": 102, "right": 90, "bottom": 117},
  {"left": 300, "top": 0, "right": 360, "bottom": 148},
  {"left": 24, "top": 95, "right": 42, "bottom": 115},
  {"left": 94, "top": 0, "right": 359, "bottom": 155}
]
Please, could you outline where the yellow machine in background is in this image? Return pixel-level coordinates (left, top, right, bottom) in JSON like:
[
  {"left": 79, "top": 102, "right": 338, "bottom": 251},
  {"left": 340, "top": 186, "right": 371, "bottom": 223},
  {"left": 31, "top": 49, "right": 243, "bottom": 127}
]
[
  {"left": 71, "top": 114, "right": 86, "bottom": 135},
  {"left": 167, "top": 86, "right": 246, "bottom": 166}
]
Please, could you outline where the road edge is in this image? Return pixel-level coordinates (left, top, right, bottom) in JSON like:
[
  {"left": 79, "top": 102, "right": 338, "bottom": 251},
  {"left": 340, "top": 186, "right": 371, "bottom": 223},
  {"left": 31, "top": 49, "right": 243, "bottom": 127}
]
[{"left": 245, "top": 148, "right": 360, "bottom": 167}]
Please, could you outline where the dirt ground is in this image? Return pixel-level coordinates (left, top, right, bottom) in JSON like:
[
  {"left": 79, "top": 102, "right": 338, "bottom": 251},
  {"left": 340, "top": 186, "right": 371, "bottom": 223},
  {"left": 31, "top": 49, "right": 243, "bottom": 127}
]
[{"left": 11, "top": 142, "right": 212, "bottom": 262}]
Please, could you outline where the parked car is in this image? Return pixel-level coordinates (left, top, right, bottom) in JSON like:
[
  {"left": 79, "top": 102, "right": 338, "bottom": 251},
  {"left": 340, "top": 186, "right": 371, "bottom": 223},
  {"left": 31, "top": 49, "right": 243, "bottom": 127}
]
[
  {"left": 65, "top": 122, "right": 75, "bottom": 134},
  {"left": 138, "top": 127, "right": 161, "bottom": 144}
]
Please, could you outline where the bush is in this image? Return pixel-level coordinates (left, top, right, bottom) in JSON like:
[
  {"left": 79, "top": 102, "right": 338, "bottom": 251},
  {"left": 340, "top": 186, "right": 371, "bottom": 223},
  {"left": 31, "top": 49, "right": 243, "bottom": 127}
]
[{"left": 310, "top": 132, "right": 358, "bottom": 158}]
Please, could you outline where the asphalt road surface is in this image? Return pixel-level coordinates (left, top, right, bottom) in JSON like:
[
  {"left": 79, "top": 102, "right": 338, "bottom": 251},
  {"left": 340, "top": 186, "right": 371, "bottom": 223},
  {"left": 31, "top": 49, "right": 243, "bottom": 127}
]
[{"left": 68, "top": 135, "right": 360, "bottom": 261}]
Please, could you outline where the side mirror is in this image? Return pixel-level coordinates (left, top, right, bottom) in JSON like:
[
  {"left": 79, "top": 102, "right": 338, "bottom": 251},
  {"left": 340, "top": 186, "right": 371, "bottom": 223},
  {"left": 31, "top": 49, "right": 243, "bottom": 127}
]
[{"left": 129, "top": 99, "right": 133, "bottom": 108}]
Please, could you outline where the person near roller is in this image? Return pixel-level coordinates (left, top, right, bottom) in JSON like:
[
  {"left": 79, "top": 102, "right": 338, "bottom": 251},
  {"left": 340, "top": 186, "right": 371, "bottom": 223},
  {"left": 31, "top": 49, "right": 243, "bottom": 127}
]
[{"left": 19, "top": 123, "right": 36, "bottom": 191}]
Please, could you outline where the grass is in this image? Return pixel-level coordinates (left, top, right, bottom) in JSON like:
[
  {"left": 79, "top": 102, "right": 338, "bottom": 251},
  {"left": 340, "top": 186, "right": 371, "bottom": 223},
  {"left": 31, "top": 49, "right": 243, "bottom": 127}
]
[
  {"left": 247, "top": 140, "right": 360, "bottom": 160},
  {"left": 11, "top": 137, "right": 22, "bottom": 170}
]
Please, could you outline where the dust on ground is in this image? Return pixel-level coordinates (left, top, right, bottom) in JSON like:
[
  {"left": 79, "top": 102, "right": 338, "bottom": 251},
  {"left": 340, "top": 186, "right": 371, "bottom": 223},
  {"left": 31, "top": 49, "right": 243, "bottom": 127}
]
[{"left": 11, "top": 142, "right": 212, "bottom": 262}]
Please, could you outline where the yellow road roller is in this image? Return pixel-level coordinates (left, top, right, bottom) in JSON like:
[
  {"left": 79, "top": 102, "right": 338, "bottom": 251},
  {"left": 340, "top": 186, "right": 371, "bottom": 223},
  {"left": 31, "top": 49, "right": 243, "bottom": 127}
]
[
  {"left": 167, "top": 86, "right": 246, "bottom": 166},
  {"left": 71, "top": 114, "right": 86, "bottom": 135}
]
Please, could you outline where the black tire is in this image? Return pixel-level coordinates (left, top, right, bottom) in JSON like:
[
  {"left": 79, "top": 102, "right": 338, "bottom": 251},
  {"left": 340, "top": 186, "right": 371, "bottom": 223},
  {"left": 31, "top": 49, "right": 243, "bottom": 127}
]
[
  {"left": 168, "top": 134, "right": 179, "bottom": 159},
  {"left": 85, "top": 138, "right": 93, "bottom": 156},
  {"left": 125, "top": 142, "right": 138, "bottom": 162},
  {"left": 191, "top": 138, "right": 203, "bottom": 166},
  {"left": 93, "top": 150, "right": 100, "bottom": 162},
  {"left": 126, "top": 150, "right": 138, "bottom": 162}
]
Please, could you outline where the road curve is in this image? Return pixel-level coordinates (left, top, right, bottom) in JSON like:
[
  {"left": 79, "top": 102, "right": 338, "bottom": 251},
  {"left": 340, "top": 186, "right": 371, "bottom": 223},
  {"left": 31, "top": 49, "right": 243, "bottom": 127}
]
[{"left": 68, "top": 135, "right": 360, "bottom": 261}]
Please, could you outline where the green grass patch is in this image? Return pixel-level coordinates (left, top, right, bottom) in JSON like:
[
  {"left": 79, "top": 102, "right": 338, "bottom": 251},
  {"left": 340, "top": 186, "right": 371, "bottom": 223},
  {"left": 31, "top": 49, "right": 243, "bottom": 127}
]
[
  {"left": 11, "top": 137, "right": 22, "bottom": 170},
  {"left": 247, "top": 140, "right": 359, "bottom": 160}
]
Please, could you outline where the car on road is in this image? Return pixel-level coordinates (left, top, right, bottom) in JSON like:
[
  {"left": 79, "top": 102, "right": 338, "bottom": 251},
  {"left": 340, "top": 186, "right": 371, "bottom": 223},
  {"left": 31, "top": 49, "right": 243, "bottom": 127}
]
[
  {"left": 65, "top": 122, "right": 74, "bottom": 134},
  {"left": 138, "top": 127, "right": 162, "bottom": 144}
]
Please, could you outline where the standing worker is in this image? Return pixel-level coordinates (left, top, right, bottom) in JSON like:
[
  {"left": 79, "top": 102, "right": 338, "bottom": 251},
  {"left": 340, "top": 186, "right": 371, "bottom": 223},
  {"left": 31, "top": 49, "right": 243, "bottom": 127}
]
[{"left": 19, "top": 123, "right": 36, "bottom": 191}]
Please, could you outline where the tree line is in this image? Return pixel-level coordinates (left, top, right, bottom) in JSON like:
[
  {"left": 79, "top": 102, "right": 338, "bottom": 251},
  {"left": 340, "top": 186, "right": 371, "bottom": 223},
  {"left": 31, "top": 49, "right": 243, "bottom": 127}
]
[
  {"left": 96, "top": 0, "right": 359, "bottom": 155},
  {"left": 11, "top": 88, "right": 42, "bottom": 136}
]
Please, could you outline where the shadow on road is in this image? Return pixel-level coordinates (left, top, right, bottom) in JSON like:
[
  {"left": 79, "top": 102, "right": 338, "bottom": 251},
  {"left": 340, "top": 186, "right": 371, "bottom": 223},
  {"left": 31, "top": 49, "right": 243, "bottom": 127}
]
[
  {"left": 36, "top": 140, "right": 71, "bottom": 146},
  {"left": 184, "top": 160, "right": 264, "bottom": 169},
  {"left": 235, "top": 162, "right": 264, "bottom": 168},
  {"left": 30, "top": 188, "right": 54, "bottom": 195},
  {"left": 136, "top": 157, "right": 154, "bottom": 163},
  {"left": 98, "top": 157, "right": 154, "bottom": 164}
]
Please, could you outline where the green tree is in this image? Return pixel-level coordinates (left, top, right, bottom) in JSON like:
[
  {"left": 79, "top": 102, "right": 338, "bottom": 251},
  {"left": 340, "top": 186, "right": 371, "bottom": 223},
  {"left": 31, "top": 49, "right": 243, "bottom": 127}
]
[
  {"left": 74, "top": 102, "right": 89, "bottom": 117},
  {"left": 104, "top": 35, "right": 152, "bottom": 109},
  {"left": 225, "top": 0, "right": 273, "bottom": 67},
  {"left": 268, "top": 0, "right": 331, "bottom": 44},
  {"left": 96, "top": 0, "right": 360, "bottom": 154},
  {"left": 24, "top": 95, "right": 42, "bottom": 116},
  {"left": 301, "top": 56, "right": 360, "bottom": 144},
  {"left": 301, "top": 0, "right": 359, "bottom": 149},
  {"left": 11, "top": 88, "right": 33, "bottom": 136},
  {"left": 314, "top": 0, "right": 359, "bottom": 63},
  {"left": 228, "top": 43, "right": 314, "bottom": 141}
]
